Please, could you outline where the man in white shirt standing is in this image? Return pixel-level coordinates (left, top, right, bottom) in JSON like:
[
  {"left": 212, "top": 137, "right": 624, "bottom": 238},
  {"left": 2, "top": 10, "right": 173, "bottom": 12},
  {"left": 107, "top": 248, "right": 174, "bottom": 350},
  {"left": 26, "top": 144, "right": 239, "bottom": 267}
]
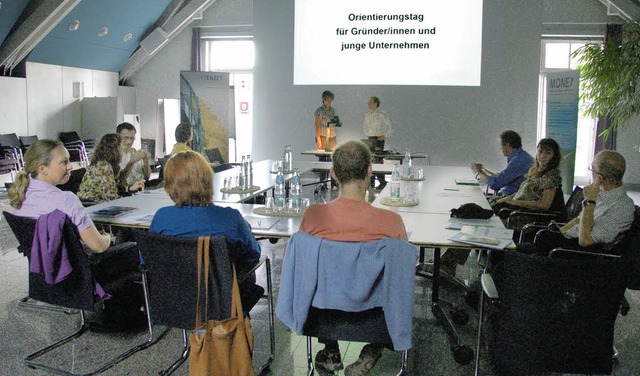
[
  {"left": 363, "top": 96, "right": 394, "bottom": 189},
  {"left": 117, "top": 122, "right": 150, "bottom": 189}
]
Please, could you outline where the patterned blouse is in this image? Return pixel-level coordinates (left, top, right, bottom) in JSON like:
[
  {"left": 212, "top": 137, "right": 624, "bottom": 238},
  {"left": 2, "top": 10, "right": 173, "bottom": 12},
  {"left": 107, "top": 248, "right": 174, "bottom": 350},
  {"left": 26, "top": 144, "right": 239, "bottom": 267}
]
[
  {"left": 77, "top": 161, "right": 119, "bottom": 203},
  {"left": 513, "top": 168, "right": 561, "bottom": 202}
]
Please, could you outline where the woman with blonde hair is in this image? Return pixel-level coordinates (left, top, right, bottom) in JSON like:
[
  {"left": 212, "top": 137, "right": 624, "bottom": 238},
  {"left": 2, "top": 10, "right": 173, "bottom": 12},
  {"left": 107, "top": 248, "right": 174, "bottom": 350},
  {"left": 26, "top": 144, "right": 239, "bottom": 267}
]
[
  {"left": 149, "top": 150, "right": 263, "bottom": 310},
  {"left": 9, "top": 139, "right": 111, "bottom": 252}
]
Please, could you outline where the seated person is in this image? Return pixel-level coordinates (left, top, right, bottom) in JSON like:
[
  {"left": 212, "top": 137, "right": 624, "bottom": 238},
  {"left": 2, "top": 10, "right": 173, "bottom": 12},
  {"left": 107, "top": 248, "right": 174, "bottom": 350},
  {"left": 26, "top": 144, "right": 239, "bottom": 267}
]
[
  {"left": 9, "top": 139, "right": 144, "bottom": 329},
  {"left": 299, "top": 140, "right": 407, "bottom": 376},
  {"left": 472, "top": 129, "right": 534, "bottom": 196},
  {"left": 116, "top": 122, "right": 150, "bottom": 188},
  {"left": 78, "top": 134, "right": 144, "bottom": 203},
  {"left": 170, "top": 122, "right": 194, "bottom": 155},
  {"left": 149, "top": 150, "right": 262, "bottom": 310},
  {"left": 442, "top": 138, "right": 560, "bottom": 274},
  {"left": 491, "top": 138, "right": 562, "bottom": 215},
  {"left": 518, "top": 150, "right": 634, "bottom": 256}
]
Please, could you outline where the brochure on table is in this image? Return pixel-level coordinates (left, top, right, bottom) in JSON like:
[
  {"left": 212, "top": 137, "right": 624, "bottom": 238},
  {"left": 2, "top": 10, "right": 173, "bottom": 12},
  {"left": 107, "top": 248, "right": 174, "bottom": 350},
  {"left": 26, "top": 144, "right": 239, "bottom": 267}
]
[{"left": 449, "top": 225, "right": 514, "bottom": 250}]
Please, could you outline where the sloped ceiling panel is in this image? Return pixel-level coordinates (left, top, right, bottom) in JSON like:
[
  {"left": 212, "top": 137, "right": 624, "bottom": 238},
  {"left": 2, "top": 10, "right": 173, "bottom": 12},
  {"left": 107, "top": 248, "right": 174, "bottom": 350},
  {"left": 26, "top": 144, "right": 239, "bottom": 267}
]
[
  {"left": 27, "top": 0, "right": 173, "bottom": 72},
  {"left": 599, "top": 0, "right": 640, "bottom": 19},
  {"left": 0, "top": 0, "right": 31, "bottom": 47}
]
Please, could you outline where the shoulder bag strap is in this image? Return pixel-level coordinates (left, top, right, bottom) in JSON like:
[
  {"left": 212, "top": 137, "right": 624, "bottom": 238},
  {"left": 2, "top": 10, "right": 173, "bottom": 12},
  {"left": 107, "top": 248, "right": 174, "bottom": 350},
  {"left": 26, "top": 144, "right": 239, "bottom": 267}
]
[
  {"left": 230, "top": 265, "right": 245, "bottom": 319},
  {"left": 195, "top": 236, "right": 211, "bottom": 328}
]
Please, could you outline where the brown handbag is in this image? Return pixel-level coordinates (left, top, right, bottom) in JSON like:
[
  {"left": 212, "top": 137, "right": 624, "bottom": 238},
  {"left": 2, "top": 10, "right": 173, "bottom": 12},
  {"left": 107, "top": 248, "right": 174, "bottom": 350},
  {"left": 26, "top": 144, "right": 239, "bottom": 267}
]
[{"left": 189, "top": 236, "right": 255, "bottom": 376}]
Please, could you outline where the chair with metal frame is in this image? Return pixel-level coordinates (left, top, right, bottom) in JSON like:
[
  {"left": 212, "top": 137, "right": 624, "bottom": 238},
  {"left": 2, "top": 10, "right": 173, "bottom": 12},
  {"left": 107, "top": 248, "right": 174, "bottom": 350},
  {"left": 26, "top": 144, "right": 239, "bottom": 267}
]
[
  {"left": 3, "top": 211, "right": 152, "bottom": 375},
  {"left": 134, "top": 230, "right": 275, "bottom": 375},
  {"left": 276, "top": 232, "right": 416, "bottom": 376},
  {"left": 0, "top": 133, "right": 25, "bottom": 170},
  {"left": 59, "top": 131, "right": 94, "bottom": 165}
]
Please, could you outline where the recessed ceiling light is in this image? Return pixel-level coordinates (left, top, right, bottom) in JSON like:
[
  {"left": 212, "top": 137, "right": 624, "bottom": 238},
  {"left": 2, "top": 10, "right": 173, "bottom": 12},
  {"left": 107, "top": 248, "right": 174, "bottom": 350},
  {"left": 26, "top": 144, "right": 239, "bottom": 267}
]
[
  {"left": 69, "top": 20, "right": 80, "bottom": 31},
  {"left": 98, "top": 27, "right": 108, "bottom": 37},
  {"left": 123, "top": 33, "right": 133, "bottom": 43}
]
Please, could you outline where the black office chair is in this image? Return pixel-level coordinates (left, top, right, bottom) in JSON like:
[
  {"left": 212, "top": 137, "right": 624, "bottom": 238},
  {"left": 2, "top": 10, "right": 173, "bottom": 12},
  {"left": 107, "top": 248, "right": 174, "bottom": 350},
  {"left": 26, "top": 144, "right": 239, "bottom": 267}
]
[
  {"left": 476, "top": 250, "right": 630, "bottom": 375},
  {"left": 134, "top": 230, "right": 275, "bottom": 375},
  {"left": 57, "top": 167, "right": 87, "bottom": 194},
  {"left": 514, "top": 186, "right": 584, "bottom": 242},
  {"left": 3, "top": 211, "right": 152, "bottom": 375}
]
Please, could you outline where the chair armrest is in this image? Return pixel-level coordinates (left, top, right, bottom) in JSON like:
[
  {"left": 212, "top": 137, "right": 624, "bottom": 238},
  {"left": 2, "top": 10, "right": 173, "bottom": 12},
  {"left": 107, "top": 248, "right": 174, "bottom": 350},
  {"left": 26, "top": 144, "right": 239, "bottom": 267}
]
[
  {"left": 481, "top": 272, "right": 499, "bottom": 299},
  {"left": 519, "top": 222, "right": 568, "bottom": 243},
  {"left": 507, "top": 209, "right": 561, "bottom": 228},
  {"left": 89, "top": 241, "right": 139, "bottom": 264},
  {"left": 548, "top": 247, "right": 621, "bottom": 260}
]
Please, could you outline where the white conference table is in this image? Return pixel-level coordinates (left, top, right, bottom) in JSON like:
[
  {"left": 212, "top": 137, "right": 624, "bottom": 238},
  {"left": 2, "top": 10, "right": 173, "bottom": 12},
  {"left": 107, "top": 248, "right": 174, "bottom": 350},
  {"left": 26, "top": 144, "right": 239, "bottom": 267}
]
[
  {"left": 372, "top": 165, "right": 491, "bottom": 214},
  {"left": 86, "top": 192, "right": 302, "bottom": 239}
]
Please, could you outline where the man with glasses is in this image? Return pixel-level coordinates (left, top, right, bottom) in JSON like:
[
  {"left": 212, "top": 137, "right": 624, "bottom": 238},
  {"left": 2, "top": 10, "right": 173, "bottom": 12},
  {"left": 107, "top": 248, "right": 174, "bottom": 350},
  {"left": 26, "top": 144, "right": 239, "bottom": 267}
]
[
  {"left": 518, "top": 150, "right": 634, "bottom": 255},
  {"left": 117, "top": 122, "right": 150, "bottom": 188}
]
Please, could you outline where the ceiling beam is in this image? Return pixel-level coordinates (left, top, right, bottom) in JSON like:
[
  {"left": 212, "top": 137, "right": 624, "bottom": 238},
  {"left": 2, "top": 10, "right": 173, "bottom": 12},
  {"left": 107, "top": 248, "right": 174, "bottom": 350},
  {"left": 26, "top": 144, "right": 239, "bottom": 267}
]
[
  {"left": 0, "top": 0, "right": 81, "bottom": 74},
  {"left": 119, "top": 0, "right": 217, "bottom": 82}
]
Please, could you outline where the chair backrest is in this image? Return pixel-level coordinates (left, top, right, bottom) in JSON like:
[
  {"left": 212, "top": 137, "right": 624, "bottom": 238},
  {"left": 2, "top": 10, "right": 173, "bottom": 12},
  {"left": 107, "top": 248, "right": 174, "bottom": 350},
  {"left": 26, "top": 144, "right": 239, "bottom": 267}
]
[
  {"left": 564, "top": 185, "right": 584, "bottom": 222},
  {"left": 491, "top": 251, "right": 627, "bottom": 374},
  {"left": 278, "top": 232, "right": 417, "bottom": 351},
  {"left": 19, "top": 135, "right": 39, "bottom": 153},
  {"left": 609, "top": 205, "right": 640, "bottom": 290},
  {"left": 0, "top": 133, "right": 21, "bottom": 148},
  {"left": 59, "top": 131, "right": 81, "bottom": 144},
  {"left": 548, "top": 184, "right": 567, "bottom": 221},
  {"left": 134, "top": 230, "right": 233, "bottom": 329},
  {"left": 57, "top": 168, "right": 87, "bottom": 194},
  {"left": 2, "top": 211, "right": 95, "bottom": 311}
]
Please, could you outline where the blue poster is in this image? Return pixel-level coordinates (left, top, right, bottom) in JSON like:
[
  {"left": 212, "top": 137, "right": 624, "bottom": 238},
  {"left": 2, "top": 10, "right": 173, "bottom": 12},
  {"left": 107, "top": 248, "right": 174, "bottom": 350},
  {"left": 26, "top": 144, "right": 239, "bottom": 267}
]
[{"left": 544, "top": 70, "right": 580, "bottom": 195}]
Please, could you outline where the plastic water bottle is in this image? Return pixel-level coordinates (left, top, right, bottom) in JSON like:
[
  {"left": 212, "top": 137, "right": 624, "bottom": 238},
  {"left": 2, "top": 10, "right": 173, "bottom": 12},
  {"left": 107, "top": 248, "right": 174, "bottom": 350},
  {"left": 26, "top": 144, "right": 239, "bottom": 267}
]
[
  {"left": 403, "top": 149, "right": 412, "bottom": 178},
  {"left": 274, "top": 168, "right": 286, "bottom": 211},
  {"left": 390, "top": 164, "right": 401, "bottom": 202},
  {"left": 283, "top": 145, "right": 292, "bottom": 172},
  {"left": 239, "top": 155, "right": 247, "bottom": 189},
  {"left": 247, "top": 154, "right": 253, "bottom": 188},
  {"left": 290, "top": 168, "right": 301, "bottom": 212}
]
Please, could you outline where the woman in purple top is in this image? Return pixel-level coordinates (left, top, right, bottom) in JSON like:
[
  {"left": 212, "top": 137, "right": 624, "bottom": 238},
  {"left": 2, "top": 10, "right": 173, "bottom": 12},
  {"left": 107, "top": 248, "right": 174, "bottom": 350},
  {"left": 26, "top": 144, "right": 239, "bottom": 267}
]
[{"left": 9, "top": 139, "right": 111, "bottom": 252}]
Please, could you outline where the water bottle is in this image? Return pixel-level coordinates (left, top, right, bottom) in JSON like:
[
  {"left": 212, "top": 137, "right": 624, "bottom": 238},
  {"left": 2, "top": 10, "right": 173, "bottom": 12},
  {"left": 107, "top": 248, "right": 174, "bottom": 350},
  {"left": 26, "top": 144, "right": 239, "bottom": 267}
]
[
  {"left": 283, "top": 145, "right": 292, "bottom": 172},
  {"left": 290, "top": 168, "right": 301, "bottom": 212},
  {"left": 247, "top": 154, "right": 253, "bottom": 188},
  {"left": 390, "top": 164, "right": 401, "bottom": 202},
  {"left": 402, "top": 149, "right": 413, "bottom": 178},
  {"left": 274, "top": 168, "right": 286, "bottom": 211},
  {"left": 239, "top": 155, "right": 247, "bottom": 189}
]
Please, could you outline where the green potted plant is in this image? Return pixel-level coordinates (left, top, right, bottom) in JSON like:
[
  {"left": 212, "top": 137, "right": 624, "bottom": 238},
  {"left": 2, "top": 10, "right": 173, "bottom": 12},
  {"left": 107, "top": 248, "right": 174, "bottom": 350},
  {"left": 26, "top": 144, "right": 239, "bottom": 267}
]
[{"left": 573, "top": 19, "right": 640, "bottom": 137}]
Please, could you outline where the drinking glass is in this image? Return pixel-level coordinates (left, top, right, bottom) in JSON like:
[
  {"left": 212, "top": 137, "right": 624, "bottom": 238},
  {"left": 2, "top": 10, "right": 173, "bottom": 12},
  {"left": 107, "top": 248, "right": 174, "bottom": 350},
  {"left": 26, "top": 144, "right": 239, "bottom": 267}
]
[
  {"left": 404, "top": 186, "right": 418, "bottom": 205},
  {"left": 264, "top": 197, "right": 274, "bottom": 213},
  {"left": 286, "top": 198, "right": 294, "bottom": 214},
  {"left": 301, "top": 198, "right": 311, "bottom": 211},
  {"left": 414, "top": 167, "right": 424, "bottom": 180},
  {"left": 272, "top": 160, "right": 283, "bottom": 173}
]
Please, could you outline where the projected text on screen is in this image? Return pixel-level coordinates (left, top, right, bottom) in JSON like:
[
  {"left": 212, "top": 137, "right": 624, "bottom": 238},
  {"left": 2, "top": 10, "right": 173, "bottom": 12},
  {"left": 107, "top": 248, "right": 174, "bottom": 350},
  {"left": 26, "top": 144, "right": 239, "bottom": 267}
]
[{"left": 294, "top": 0, "right": 483, "bottom": 86}]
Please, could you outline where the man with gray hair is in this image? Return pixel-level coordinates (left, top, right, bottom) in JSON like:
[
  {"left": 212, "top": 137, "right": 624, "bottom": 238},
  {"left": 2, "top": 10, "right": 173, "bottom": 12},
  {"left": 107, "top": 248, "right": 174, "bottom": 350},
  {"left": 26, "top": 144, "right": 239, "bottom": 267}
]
[{"left": 519, "top": 150, "right": 635, "bottom": 255}]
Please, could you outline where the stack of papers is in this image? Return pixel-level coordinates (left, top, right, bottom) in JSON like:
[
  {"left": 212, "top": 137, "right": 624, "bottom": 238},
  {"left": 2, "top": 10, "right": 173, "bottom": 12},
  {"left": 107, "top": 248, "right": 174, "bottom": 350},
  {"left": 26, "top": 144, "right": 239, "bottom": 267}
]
[
  {"left": 449, "top": 225, "right": 514, "bottom": 250},
  {"left": 90, "top": 206, "right": 137, "bottom": 218},
  {"left": 455, "top": 178, "right": 480, "bottom": 186}
]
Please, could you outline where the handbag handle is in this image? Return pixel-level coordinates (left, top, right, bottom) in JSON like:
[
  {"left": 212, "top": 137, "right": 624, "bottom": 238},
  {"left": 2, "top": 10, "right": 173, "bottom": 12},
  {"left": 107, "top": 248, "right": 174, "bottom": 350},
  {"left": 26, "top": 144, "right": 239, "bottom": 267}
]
[
  {"left": 195, "top": 236, "right": 210, "bottom": 329},
  {"left": 195, "top": 236, "right": 246, "bottom": 327}
]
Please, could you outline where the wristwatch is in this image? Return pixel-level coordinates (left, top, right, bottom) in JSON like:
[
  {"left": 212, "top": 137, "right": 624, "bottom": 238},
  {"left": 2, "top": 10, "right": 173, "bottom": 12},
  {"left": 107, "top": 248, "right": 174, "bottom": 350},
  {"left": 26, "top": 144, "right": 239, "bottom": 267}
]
[{"left": 582, "top": 199, "right": 596, "bottom": 207}]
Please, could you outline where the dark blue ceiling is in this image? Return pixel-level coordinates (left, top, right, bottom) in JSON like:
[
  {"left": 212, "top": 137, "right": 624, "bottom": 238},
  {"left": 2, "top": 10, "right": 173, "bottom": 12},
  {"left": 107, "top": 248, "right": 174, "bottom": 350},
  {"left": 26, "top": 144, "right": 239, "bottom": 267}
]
[{"left": 1, "top": 0, "right": 173, "bottom": 72}]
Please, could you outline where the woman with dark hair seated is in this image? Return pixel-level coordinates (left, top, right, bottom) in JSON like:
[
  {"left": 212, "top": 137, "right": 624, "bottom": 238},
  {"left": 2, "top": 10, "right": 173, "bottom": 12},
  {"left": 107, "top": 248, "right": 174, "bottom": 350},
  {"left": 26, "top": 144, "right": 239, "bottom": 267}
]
[
  {"left": 149, "top": 151, "right": 263, "bottom": 310},
  {"left": 77, "top": 133, "right": 144, "bottom": 203},
  {"left": 491, "top": 137, "right": 562, "bottom": 219}
]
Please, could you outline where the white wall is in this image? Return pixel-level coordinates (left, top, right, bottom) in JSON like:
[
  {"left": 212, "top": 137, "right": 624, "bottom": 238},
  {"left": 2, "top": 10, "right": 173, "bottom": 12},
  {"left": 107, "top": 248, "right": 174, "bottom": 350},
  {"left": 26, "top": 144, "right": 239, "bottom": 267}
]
[
  {"left": 0, "top": 77, "right": 28, "bottom": 137},
  {"left": 127, "top": 0, "right": 253, "bottom": 141},
  {"left": 0, "top": 62, "right": 121, "bottom": 140},
  {"left": 253, "top": 0, "right": 544, "bottom": 167}
]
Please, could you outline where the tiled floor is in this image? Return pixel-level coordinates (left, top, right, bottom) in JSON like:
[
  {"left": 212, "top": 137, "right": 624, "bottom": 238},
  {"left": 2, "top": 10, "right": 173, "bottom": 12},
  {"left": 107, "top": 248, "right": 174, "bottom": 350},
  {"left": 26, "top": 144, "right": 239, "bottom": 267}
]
[{"left": 1, "top": 175, "right": 640, "bottom": 375}]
